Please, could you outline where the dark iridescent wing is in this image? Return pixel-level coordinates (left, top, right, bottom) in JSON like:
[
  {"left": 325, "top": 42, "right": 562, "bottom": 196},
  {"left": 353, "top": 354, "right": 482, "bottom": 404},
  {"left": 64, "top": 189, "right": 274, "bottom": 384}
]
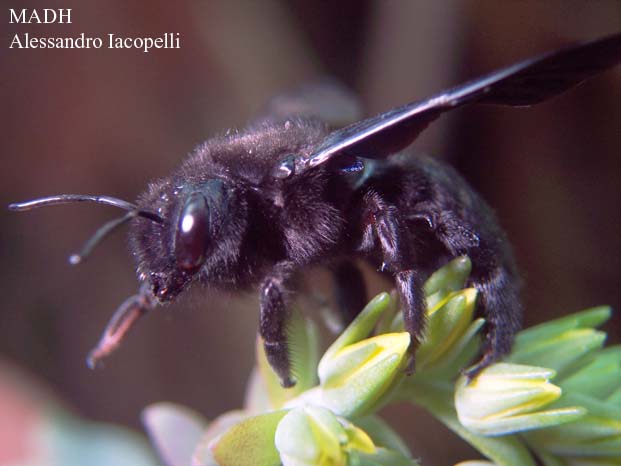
[{"left": 299, "top": 32, "right": 621, "bottom": 171}]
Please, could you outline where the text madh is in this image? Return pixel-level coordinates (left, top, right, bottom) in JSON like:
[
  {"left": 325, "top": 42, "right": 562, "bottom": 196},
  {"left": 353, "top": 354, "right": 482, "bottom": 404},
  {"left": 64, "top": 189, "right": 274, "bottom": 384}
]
[{"left": 9, "top": 9, "right": 72, "bottom": 24}]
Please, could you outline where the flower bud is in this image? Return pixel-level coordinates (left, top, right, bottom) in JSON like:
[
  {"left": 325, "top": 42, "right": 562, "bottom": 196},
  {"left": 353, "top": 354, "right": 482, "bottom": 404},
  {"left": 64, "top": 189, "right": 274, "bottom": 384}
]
[
  {"left": 318, "top": 332, "right": 410, "bottom": 417},
  {"left": 455, "top": 363, "right": 585, "bottom": 436},
  {"left": 275, "top": 406, "right": 375, "bottom": 466}
]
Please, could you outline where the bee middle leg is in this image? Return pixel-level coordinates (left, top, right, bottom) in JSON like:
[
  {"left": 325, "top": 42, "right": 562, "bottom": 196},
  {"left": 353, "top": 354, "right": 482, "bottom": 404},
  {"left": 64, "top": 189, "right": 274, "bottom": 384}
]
[{"left": 365, "top": 192, "right": 426, "bottom": 373}]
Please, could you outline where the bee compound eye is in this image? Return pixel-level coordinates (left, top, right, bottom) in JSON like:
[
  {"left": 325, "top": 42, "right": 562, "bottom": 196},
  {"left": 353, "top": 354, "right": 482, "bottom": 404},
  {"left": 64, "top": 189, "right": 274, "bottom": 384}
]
[{"left": 175, "top": 192, "right": 209, "bottom": 270}]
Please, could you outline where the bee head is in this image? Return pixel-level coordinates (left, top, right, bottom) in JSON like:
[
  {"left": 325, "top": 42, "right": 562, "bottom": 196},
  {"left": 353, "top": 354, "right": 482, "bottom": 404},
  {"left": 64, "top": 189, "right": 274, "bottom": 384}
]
[{"left": 131, "top": 177, "right": 242, "bottom": 302}]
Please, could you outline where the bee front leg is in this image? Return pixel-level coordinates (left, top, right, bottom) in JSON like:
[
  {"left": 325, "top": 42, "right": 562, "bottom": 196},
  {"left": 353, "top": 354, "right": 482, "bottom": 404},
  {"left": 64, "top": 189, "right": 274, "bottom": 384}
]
[
  {"left": 366, "top": 192, "right": 426, "bottom": 374},
  {"left": 87, "top": 284, "right": 156, "bottom": 369},
  {"left": 260, "top": 264, "right": 296, "bottom": 388}
]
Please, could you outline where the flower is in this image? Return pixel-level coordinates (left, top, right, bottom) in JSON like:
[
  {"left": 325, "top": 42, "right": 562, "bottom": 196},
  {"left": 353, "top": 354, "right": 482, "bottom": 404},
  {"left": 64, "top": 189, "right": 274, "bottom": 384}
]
[
  {"left": 454, "top": 363, "right": 585, "bottom": 436},
  {"left": 274, "top": 405, "right": 375, "bottom": 466},
  {"left": 141, "top": 259, "right": 620, "bottom": 466},
  {"left": 513, "top": 308, "right": 621, "bottom": 465},
  {"left": 313, "top": 292, "right": 410, "bottom": 417}
]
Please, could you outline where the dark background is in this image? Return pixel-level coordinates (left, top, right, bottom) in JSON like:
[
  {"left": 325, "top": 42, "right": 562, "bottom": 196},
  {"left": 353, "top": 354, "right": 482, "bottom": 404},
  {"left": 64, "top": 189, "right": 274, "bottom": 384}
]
[{"left": 2, "top": 1, "right": 620, "bottom": 464}]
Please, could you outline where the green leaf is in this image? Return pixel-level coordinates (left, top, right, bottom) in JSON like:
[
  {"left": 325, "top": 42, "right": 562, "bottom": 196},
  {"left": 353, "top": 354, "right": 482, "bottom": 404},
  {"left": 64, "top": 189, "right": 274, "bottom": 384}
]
[
  {"left": 210, "top": 410, "right": 288, "bottom": 466},
  {"left": 507, "top": 328, "right": 606, "bottom": 377},
  {"left": 607, "top": 387, "right": 621, "bottom": 407},
  {"left": 556, "top": 392, "right": 621, "bottom": 422},
  {"left": 559, "top": 346, "right": 621, "bottom": 399},
  {"left": 524, "top": 414, "right": 621, "bottom": 457},
  {"left": 513, "top": 307, "right": 611, "bottom": 347}
]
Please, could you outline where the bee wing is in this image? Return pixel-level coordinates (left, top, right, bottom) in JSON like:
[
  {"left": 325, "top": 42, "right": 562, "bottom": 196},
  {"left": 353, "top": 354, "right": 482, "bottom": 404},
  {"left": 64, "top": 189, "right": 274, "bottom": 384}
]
[{"left": 303, "top": 32, "right": 621, "bottom": 170}]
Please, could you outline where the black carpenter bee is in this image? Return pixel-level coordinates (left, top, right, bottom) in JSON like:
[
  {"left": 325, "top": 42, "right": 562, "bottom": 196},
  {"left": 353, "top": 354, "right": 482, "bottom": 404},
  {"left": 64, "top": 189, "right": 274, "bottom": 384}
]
[{"left": 10, "top": 33, "right": 621, "bottom": 387}]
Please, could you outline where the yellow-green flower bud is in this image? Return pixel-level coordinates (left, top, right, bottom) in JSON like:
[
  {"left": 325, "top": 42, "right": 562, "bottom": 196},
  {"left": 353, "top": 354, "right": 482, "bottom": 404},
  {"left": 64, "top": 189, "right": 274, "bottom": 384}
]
[
  {"left": 318, "top": 332, "right": 410, "bottom": 417},
  {"left": 275, "top": 406, "right": 375, "bottom": 466},
  {"left": 455, "top": 363, "right": 586, "bottom": 436}
]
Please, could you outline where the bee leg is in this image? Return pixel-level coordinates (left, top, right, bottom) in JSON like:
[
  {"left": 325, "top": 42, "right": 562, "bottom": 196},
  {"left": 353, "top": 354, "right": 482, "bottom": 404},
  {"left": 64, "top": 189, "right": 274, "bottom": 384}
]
[
  {"left": 433, "top": 213, "right": 522, "bottom": 379},
  {"left": 87, "top": 284, "right": 156, "bottom": 369},
  {"left": 394, "top": 269, "right": 426, "bottom": 374},
  {"left": 366, "top": 192, "right": 426, "bottom": 374},
  {"left": 260, "top": 266, "right": 296, "bottom": 388},
  {"left": 463, "top": 263, "right": 522, "bottom": 379},
  {"left": 333, "top": 260, "right": 368, "bottom": 328}
]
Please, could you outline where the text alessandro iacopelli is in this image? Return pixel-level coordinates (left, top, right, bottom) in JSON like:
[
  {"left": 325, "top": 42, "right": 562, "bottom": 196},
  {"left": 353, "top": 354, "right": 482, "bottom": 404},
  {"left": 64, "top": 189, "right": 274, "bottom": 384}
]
[
  {"left": 10, "top": 32, "right": 181, "bottom": 53},
  {"left": 8, "top": 9, "right": 181, "bottom": 53}
]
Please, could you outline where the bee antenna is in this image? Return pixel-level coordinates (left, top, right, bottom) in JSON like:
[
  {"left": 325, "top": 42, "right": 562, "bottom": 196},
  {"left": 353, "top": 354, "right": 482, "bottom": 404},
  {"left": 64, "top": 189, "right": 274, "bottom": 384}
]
[
  {"left": 9, "top": 194, "right": 164, "bottom": 264},
  {"left": 8, "top": 194, "right": 163, "bottom": 223},
  {"left": 69, "top": 211, "right": 136, "bottom": 265}
]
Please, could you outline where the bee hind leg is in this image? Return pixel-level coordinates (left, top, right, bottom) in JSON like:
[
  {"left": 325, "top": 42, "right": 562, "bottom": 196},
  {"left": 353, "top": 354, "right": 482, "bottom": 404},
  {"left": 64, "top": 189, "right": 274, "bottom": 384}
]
[
  {"left": 430, "top": 212, "right": 523, "bottom": 379},
  {"left": 464, "top": 263, "right": 522, "bottom": 379}
]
